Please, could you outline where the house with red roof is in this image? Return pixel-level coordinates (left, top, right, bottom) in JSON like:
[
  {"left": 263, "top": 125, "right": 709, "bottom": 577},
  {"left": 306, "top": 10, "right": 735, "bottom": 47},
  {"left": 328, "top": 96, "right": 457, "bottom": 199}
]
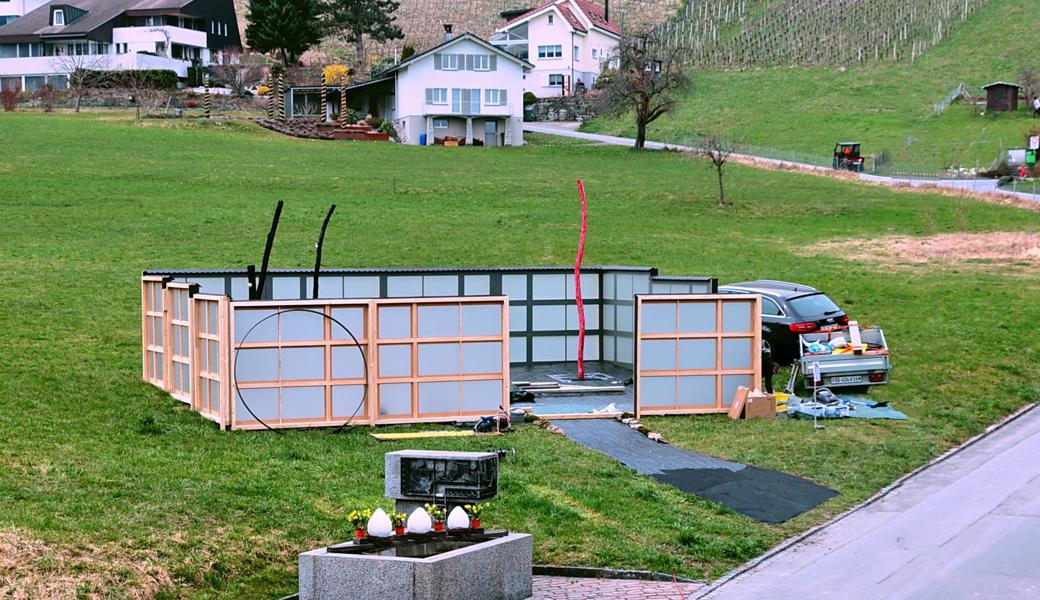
[{"left": 490, "top": 0, "right": 620, "bottom": 97}]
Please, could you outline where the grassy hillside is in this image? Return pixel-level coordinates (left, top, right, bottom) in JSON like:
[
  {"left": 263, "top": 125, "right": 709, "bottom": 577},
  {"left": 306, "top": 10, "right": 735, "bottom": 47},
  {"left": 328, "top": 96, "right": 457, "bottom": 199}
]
[
  {"left": 1, "top": 112, "right": 1038, "bottom": 598},
  {"left": 584, "top": 0, "right": 1039, "bottom": 173}
]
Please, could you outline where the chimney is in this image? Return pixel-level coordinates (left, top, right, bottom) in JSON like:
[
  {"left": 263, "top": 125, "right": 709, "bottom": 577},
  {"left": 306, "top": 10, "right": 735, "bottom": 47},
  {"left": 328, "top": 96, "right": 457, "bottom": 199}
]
[
  {"left": 604, "top": 0, "right": 609, "bottom": 22},
  {"left": 443, "top": 23, "right": 454, "bottom": 42}
]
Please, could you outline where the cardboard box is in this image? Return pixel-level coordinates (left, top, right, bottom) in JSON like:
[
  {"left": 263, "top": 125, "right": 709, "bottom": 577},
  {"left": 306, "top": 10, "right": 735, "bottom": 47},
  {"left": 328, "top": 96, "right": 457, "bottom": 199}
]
[{"left": 743, "top": 392, "right": 776, "bottom": 419}]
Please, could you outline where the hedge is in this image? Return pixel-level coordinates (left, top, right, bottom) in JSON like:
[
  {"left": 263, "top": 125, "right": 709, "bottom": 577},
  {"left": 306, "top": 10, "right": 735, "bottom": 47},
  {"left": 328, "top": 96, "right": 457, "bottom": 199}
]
[{"left": 77, "top": 69, "right": 179, "bottom": 90}]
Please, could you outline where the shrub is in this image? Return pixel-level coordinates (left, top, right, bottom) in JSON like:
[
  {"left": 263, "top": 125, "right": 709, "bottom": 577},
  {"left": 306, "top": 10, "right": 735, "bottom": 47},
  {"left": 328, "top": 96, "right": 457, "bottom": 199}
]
[
  {"left": 186, "top": 98, "right": 199, "bottom": 108},
  {"left": 1, "top": 86, "right": 20, "bottom": 111},
  {"left": 86, "top": 69, "right": 179, "bottom": 90},
  {"left": 38, "top": 84, "right": 56, "bottom": 112},
  {"left": 401, "top": 44, "right": 416, "bottom": 60},
  {"left": 186, "top": 66, "right": 204, "bottom": 87},
  {"left": 523, "top": 91, "right": 538, "bottom": 106},
  {"left": 324, "top": 64, "right": 350, "bottom": 85}
]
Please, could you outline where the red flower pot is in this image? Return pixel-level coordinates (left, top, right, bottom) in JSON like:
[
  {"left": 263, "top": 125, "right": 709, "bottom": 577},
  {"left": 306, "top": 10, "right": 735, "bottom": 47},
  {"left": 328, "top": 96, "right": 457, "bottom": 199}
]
[
  {"left": 354, "top": 528, "right": 365, "bottom": 539},
  {"left": 395, "top": 526, "right": 405, "bottom": 536},
  {"left": 433, "top": 522, "right": 445, "bottom": 532},
  {"left": 470, "top": 518, "right": 481, "bottom": 529}
]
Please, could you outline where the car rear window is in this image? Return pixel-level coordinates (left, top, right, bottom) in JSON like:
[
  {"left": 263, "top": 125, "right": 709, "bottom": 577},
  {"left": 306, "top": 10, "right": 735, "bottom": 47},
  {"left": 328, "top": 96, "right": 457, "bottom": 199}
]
[{"left": 787, "top": 293, "right": 841, "bottom": 318}]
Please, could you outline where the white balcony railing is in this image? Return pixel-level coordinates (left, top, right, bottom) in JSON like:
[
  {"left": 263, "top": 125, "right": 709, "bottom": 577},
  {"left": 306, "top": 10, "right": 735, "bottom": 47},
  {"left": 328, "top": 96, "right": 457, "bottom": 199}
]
[
  {"left": 0, "top": 52, "right": 192, "bottom": 77},
  {"left": 423, "top": 102, "right": 514, "bottom": 117}
]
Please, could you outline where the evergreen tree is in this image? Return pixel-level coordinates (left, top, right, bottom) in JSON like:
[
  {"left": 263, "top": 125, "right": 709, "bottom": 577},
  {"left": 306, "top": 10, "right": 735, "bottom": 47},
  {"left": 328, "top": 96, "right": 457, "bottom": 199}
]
[
  {"left": 321, "top": 0, "right": 404, "bottom": 74},
  {"left": 246, "top": 0, "right": 322, "bottom": 67}
]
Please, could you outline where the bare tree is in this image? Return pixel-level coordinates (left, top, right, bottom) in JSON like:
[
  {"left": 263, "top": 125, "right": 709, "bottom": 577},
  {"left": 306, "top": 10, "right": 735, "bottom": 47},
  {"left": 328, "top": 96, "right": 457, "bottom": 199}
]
[
  {"left": 118, "top": 70, "right": 165, "bottom": 119},
  {"left": 595, "top": 34, "right": 691, "bottom": 150},
  {"left": 50, "top": 53, "right": 110, "bottom": 112},
  {"left": 210, "top": 49, "right": 267, "bottom": 96},
  {"left": 698, "top": 133, "right": 738, "bottom": 207},
  {"left": 1020, "top": 67, "right": 1038, "bottom": 107}
]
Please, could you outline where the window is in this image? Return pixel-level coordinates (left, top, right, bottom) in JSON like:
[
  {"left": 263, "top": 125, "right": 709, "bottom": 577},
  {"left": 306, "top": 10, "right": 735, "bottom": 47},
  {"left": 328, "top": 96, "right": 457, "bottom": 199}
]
[
  {"left": 145, "top": 16, "right": 161, "bottom": 27},
  {"left": 440, "top": 53, "right": 458, "bottom": 70},
  {"left": 484, "top": 89, "right": 507, "bottom": 106},
  {"left": 222, "top": 23, "right": 228, "bottom": 36},
  {"left": 450, "top": 88, "right": 480, "bottom": 114},
  {"left": 547, "top": 14, "right": 553, "bottom": 25},
  {"left": 537, "top": 45, "right": 562, "bottom": 59},
  {"left": 116, "top": 42, "right": 128, "bottom": 54},
  {"left": 433, "top": 118, "right": 448, "bottom": 129},
  {"left": 548, "top": 74, "right": 564, "bottom": 86},
  {"left": 427, "top": 88, "right": 447, "bottom": 104},
  {"left": 473, "top": 54, "right": 489, "bottom": 71},
  {"left": 210, "top": 21, "right": 215, "bottom": 34},
  {"left": 762, "top": 298, "right": 783, "bottom": 317},
  {"left": 573, "top": 45, "right": 579, "bottom": 60},
  {"left": 592, "top": 48, "right": 598, "bottom": 59},
  {"left": 52, "top": 9, "right": 64, "bottom": 26}
]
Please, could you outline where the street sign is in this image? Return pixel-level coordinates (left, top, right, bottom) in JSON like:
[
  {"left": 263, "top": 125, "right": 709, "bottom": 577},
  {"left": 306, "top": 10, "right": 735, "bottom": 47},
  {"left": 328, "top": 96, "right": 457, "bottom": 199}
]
[{"left": 1030, "top": 135, "right": 1039, "bottom": 150}]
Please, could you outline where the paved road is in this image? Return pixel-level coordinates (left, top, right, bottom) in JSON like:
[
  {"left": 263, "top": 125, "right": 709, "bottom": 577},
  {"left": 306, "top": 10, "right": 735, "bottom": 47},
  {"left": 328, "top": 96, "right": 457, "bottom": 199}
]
[
  {"left": 696, "top": 405, "right": 1040, "bottom": 600},
  {"left": 524, "top": 123, "right": 1040, "bottom": 204}
]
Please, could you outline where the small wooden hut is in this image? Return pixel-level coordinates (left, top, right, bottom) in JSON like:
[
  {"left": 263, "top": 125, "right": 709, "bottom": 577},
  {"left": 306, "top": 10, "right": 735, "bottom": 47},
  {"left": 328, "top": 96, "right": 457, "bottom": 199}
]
[{"left": 982, "top": 82, "right": 1021, "bottom": 112}]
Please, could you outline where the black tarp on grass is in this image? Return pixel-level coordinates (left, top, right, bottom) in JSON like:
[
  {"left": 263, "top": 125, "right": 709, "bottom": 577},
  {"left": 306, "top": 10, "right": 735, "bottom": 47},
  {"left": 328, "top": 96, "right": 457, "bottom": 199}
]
[{"left": 552, "top": 419, "right": 837, "bottom": 524}]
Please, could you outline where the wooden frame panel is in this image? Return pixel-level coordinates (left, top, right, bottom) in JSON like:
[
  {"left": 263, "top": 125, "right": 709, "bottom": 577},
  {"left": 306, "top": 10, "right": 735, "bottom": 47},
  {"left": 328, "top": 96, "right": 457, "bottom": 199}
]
[
  {"left": 165, "top": 283, "right": 194, "bottom": 404},
  {"left": 634, "top": 294, "right": 761, "bottom": 417},
  {"left": 225, "top": 296, "right": 510, "bottom": 431},
  {"left": 191, "top": 294, "right": 230, "bottom": 429},
  {"left": 141, "top": 276, "right": 169, "bottom": 388}
]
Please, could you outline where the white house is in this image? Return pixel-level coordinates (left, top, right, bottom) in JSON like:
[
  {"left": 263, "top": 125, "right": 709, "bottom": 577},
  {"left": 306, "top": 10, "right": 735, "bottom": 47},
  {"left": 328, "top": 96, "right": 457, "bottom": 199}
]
[
  {"left": 490, "top": 0, "right": 620, "bottom": 97},
  {"left": 0, "top": 0, "right": 240, "bottom": 92},
  {"left": 290, "top": 32, "right": 531, "bottom": 147}
]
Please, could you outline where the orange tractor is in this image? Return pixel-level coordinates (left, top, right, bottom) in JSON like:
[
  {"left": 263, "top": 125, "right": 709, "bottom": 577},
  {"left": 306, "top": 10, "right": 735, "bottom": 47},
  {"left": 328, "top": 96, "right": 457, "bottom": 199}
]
[{"left": 833, "top": 142, "right": 865, "bottom": 172}]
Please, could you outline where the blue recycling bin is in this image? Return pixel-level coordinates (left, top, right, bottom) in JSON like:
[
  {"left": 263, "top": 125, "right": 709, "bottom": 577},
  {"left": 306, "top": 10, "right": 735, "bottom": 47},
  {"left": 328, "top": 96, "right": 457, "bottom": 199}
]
[{"left": 419, "top": 133, "right": 427, "bottom": 146}]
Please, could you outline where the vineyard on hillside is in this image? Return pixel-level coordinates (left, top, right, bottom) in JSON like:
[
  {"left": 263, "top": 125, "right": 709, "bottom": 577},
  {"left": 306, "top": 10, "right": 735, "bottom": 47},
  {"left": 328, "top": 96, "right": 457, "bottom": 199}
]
[{"left": 650, "top": 0, "right": 992, "bottom": 68}]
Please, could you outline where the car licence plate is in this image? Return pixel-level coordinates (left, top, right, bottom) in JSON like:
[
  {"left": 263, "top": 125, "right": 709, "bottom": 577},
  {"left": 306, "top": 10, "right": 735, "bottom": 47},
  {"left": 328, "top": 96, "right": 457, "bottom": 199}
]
[{"left": 831, "top": 375, "right": 862, "bottom": 384}]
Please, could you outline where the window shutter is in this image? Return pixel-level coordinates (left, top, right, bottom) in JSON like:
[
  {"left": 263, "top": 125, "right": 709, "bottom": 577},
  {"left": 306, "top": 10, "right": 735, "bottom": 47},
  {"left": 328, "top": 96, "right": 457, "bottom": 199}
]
[
  {"left": 425, "top": 88, "right": 432, "bottom": 104},
  {"left": 434, "top": 53, "right": 442, "bottom": 70},
  {"left": 489, "top": 55, "right": 497, "bottom": 71},
  {"left": 501, "top": 89, "right": 507, "bottom": 105},
  {"left": 465, "top": 54, "right": 474, "bottom": 71}
]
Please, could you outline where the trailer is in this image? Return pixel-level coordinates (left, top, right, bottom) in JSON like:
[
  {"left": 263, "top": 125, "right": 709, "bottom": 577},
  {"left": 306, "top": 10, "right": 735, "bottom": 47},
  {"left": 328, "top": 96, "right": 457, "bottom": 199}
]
[{"left": 785, "top": 322, "right": 890, "bottom": 392}]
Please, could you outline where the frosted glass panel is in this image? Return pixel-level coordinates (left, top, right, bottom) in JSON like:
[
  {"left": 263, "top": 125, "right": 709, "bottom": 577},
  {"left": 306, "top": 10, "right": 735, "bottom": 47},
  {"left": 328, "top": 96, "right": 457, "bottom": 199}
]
[
  {"left": 305, "top": 276, "right": 342, "bottom": 299},
  {"left": 501, "top": 274, "right": 528, "bottom": 300},
  {"left": 509, "top": 306, "right": 527, "bottom": 332},
  {"left": 603, "top": 335, "right": 615, "bottom": 361},
  {"left": 722, "top": 302, "right": 753, "bottom": 333},
  {"left": 272, "top": 276, "right": 301, "bottom": 299},
  {"left": 236, "top": 387, "right": 278, "bottom": 420},
  {"left": 461, "top": 304, "right": 501, "bottom": 336},
  {"left": 603, "top": 273, "right": 616, "bottom": 299},
  {"left": 281, "top": 347, "right": 324, "bottom": 380},
  {"left": 331, "top": 307, "right": 365, "bottom": 340},
  {"left": 379, "top": 383, "right": 412, "bottom": 415},
  {"left": 640, "top": 339, "right": 676, "bottom": 370},
  {"left": 603, "top": 304, "right": 615, "bottom": 329},
  {"left": 616, "top": 306, "right": 633, "bottom": 332},
  {"left": 679, "top": 339, "right": 716, "bottom": 370},
  {"left": 462, "top": 380, "right": 502, "bottom": 412},
  {"left": 343, "top": 277, "right": 379, "bottom": 298},
  {"left": 193, "top": 277, "right": 224, "bottom": 295},
  {"left": 566, "top": 335, "right": 600, "bottom": 361},
  {"left": 722, "top": 338, "right": 752, "bottom": 369},
  {"left": 234, "top": 309, "right": 277, "bottom": 342},
  {"left": 418, "top": 342, "right": 459, "bottom": 375},
  {"left": 679, "top": 375, "right": 716, "bottom": 406},
  {"left": 332, "top": 385, "right": 365, "bottom": 418},
  {"left": 331, "top": 346, "right": 366, "bottom": 379},
  {"left": 532, "top": 336, "right": 565, "bottom": 362},
  {"left": 387, "top": 276, "right": 422, "bottom": 297},
  {"left": 418, "top": 381, "right": 459, "bottom": 413},
  {"left": 566, "top": 273, "right": 599, "bottom": 299},
  {"left": 208, "top": 302, "right": 218, "bottom": 334},
  {"left": 236, "top": 348, "right": 278, "bottom": 382},
  {"left": 418, "top": 305, "right": 459, "bottom": 337},
  {"left": 509, "top": 337, "right": 527, "bottom": 363},
  {"left": 566, "top": 304, "right": 599, "bottom": 329},
  {"left": 209, "top": 379, "right": 219, "bottom": 412},
  {"left": 532, "top": 274, "right": 566, "bottom": 300},
  {"left": 464, "top": 275, "right": 490, "bottom": 295},
  {"left": 280, "top": 310, "right": 324, "bottom": 341},
  {"left": 423, "top": 275, "right": 458, "bottom": 296},
  {"left": 461, "top": 342, "right": 502, "bottom": 374},
  {"left": 642, "top": 303, "right": 676, "bottom": 334},
  {"left": 633, "top": 275, "right": 650, "bottom": 294},
  {"left": 282, "top": 386, "right": 325, "bottom": 419},
  {"left": 532, "top": 305, "right": 565, "bottom": 331},
  {"left": 616, "top": 338, "right": 634, "bottom": 364},
  {"left": 379, "top": 344, "right": 412, "bottom": 377},
  {"left": 379, "top": 306, "right": 411, "bottom": 339},
  {"left": 679, "top": 302, "right": 715, "bottom": 333},
  {"left": 722, "top": 374, "right": 752, "bottom": 405},
  {"left": 641, "top": 376, "right": 676, "bottom": 408}
]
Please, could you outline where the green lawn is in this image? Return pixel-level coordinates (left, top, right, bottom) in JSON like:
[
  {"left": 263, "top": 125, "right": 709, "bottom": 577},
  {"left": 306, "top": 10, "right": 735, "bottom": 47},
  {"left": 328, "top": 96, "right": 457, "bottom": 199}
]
[
  {"left": 1, "top": 111, "right": 1038, "bottom": 598},
  {"left": 584, "top": 0, "right": 1039, "bottom": 174}
]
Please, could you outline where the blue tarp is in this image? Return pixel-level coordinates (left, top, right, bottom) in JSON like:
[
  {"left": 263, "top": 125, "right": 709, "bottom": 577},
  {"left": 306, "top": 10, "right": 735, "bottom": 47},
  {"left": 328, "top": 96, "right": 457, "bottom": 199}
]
[{"left": 787, "top": 397, "right": 908, "bottom": 420}]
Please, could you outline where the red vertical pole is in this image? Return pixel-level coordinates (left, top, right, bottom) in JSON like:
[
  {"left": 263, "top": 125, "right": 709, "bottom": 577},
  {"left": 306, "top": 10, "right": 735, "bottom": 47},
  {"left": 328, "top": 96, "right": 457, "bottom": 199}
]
[{"left": 575, "top": 180, "right": 588, "bottom": 380}]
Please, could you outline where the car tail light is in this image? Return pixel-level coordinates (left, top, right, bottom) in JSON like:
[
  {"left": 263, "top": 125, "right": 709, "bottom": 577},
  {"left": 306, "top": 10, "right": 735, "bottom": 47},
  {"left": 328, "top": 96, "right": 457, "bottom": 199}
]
[
  {"left": 839, "top": 315, "right": 849, "bottom": 325},
  {"left": 789, "top": 322, "right": 818, "bottom": 333},
  {"left": 869, "top": 373, "right": 885, "bottom": 382}
]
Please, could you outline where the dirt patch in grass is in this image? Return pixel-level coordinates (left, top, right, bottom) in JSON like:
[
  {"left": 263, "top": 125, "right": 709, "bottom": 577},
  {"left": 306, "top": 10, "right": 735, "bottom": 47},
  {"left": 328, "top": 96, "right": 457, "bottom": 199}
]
[
  {"left": 817, "top": 232, "right": 1040, "bottom": 266},
  {"left": 0, "top": 528, "right": 173, "bottom": 599}
]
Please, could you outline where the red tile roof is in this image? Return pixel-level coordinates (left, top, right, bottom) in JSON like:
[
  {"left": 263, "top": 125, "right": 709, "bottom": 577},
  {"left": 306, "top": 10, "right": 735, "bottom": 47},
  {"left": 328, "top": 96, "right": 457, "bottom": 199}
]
[{"left": 499, "top": 0, "right": 620, "bottom": 36}]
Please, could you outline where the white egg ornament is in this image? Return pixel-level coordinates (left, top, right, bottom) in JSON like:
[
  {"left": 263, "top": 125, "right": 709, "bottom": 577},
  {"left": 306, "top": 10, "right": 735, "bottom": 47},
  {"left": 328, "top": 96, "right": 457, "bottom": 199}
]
[
  {"left": 367, "top": 508, "right": 393, "bottom": 538},
  {"left": 406, "top": 507, "right": 433, "bottom": 534},
  {"left": 446, "top": 506, "right": 470, "bottom": 530}
]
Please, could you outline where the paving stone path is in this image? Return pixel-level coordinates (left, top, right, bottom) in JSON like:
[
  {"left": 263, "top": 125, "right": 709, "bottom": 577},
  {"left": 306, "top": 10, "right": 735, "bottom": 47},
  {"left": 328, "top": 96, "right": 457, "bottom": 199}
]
[{"left": 532, "top": 575, "right": 702, "bottom": 599}]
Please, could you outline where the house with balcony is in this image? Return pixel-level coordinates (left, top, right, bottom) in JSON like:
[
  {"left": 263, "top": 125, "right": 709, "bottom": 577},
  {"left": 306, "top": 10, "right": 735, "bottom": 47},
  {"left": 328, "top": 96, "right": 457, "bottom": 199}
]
[
  {"left": 490, "top": 0, "right": 620, "bottom": 97},
  {"left": 0, "top": 0, "right": 239, "bottom": 92},
  {"left": 287, "top": 32, "right": 531, "bottom": 147},
  {"left": 0, "top": 0, "right": 50, "bottom": 27}
]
